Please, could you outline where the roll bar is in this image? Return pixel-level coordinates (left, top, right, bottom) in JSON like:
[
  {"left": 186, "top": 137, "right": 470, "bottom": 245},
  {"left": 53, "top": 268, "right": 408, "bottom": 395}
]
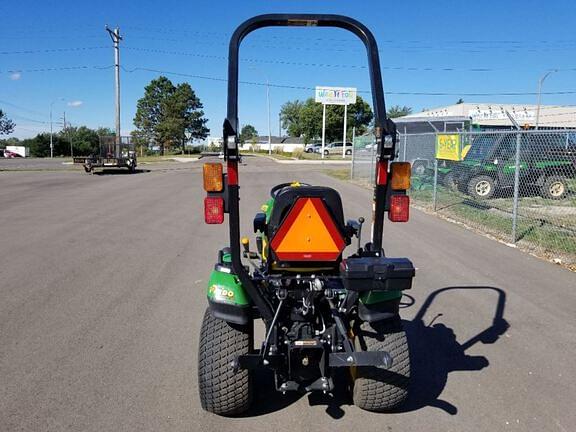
[{"left": 223, "top": 14, "right": 397, "bottom": 321}]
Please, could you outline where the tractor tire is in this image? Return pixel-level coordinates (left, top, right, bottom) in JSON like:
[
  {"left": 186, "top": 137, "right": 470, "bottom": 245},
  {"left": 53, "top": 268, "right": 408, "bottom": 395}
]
[
  {"left": 352, "top": 319, "right": 410, "bottom": 412},
  {"left": 467, "top": 175, "right": 496, "bottom": 200},
  {"left": 198, "top": 308, "right": 253, "bottom": 416},
  {"left": 540, "top": 175, "right": 568, "bottom": 200}
]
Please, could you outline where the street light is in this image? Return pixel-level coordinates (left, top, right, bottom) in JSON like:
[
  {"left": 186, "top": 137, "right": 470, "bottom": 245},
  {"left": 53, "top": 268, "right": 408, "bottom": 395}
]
[
  {"left": 250, "top": 66, "right": 272, "bottom": 155},
  {"left": 535, "top": 70, "right": 558, "bottom": 130},
  {"left": 49, "top": 97, "right": 65, "bottom": 158}
]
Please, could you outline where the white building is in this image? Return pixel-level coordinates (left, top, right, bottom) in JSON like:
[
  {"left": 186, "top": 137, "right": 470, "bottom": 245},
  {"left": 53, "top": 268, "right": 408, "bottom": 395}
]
[{"left": 402, "top": 103, "right": 576, "bottom": 129}]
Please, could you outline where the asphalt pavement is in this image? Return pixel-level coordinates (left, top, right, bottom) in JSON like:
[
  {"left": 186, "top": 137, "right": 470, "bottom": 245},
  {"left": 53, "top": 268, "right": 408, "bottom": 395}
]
[{"left": 0, "top": 156, "right": 574, "bottom": 432}]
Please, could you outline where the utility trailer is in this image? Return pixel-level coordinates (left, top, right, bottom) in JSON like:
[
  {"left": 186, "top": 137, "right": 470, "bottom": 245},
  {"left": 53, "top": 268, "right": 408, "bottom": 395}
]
[{"left": 74, "top": 136, "right": 137, "bottom": 174}]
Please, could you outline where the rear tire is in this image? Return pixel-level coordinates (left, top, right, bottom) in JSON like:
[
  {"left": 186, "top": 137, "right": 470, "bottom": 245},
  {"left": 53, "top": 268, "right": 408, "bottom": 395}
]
[
  {"left": 467, "top": 175, "right": 496, "bottom": 199},
  {"left": 345, "top": 149, "right": 352, "bottom": 156},
  {"left": 198, "top": 308, "right": 253, "bottom": 416},
  {"left": 353, "top": 319, "right": 410, "bottom": 412},
  {"left": 540, "top": 175, "right": 568, "bottom": 200}
]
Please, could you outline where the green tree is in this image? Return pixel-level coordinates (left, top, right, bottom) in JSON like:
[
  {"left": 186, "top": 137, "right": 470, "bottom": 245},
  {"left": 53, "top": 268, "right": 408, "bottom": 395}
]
[
  {"left": 133, "top": 76, "right": 209, "bottom": 154},
  {"left": 0, "top": 110, "right": 15, "bottom": 135},
  {"left": 0, "top": 137, "right": 20, "bottom": 150},
  {"left": 23, "top": 133, "right": 70, "bottom": 157},
  {"left": 280, "top": 96, "right": 373, "bottom": 144},
  {"left": 280, "top": 100, "right": 305, "bottom": 137},
  {"left": 386, "top": 105, "right": 412, "bottom": 118},
  {"left": 60, "top": 126, "right": 100, "bottom": 155},
  {"left": 239, "top": 124, "right": 258, "bottom": 143}
]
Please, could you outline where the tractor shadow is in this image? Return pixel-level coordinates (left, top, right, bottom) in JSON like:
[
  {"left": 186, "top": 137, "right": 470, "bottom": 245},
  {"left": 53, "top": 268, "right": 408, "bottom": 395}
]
[
  {"left": 241, "top": 286, "right": 508, "bottom": 418},
  {"left": 310, "top": 286, "right": 509, "bottom": 418}
]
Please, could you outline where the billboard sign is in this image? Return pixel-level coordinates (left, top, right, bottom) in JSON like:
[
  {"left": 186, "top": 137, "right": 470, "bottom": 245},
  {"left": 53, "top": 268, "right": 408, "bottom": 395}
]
[
  {"left": 435, "top": 134, "right": 462, "bottom": 161},
  {"left": 315, "top": 86, "right": 357, "bottom": 105}
]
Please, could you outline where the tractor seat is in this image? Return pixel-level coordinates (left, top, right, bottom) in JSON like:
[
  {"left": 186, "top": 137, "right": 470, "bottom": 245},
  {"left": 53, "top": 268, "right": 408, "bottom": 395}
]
[{"left": 267, "top": 185, "right": 348, "bottom": 267}]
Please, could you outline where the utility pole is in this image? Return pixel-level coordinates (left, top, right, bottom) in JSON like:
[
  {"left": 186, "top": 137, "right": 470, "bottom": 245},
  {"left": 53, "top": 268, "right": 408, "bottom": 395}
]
[
  {"left": 49, "top": 105, "right": 54, "bottom": 159},
  {"left": 266, "top": 77, "right": 271, "bottom": 155},
  {"left": 62, "top": 111, "right": 73, "bottom": 157},
  {"left": 106, "top": 25, "right": 122, "bottom": 157}
]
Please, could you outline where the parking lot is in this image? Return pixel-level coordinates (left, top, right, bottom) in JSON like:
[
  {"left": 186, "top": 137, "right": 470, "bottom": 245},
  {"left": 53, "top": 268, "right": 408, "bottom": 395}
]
[{"left": 1, "top": 157, "right": 575, "bottom": 432}]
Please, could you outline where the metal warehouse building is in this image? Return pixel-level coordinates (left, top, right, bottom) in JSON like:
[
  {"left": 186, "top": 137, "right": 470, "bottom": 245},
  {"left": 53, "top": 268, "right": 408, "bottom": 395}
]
[{"left": 397, "top": 103, "right": 576, "bottom": 132}]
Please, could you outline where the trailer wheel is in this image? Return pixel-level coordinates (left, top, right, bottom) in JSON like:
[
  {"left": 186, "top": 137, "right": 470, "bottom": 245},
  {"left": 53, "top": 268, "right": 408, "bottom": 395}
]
[
  {"left": 84, "top": 165, "right": 93, "bottom": 174},
  {"left": 198, "top": 308, "right": 253, "bottom": 416},
  {"left": 352, "top": 319, "right": 410, "bottom": 412}
]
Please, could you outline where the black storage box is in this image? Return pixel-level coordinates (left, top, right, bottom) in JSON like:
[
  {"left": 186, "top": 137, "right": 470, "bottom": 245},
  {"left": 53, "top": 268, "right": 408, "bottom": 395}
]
[{"left": 340, "top": 256, "right": 415, "bottom": 292}]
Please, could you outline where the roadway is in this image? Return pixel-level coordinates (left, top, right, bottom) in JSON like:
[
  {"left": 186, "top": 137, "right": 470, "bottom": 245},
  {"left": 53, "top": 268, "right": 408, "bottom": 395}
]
[{"left": 0, "top": 156, "right": 574, "bottom": 431}]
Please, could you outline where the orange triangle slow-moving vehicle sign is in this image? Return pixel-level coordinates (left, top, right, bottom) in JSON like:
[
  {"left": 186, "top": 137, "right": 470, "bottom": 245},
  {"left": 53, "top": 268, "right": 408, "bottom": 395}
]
[{"left": 270, "top": 197, "right": 346, "bottom": 261}]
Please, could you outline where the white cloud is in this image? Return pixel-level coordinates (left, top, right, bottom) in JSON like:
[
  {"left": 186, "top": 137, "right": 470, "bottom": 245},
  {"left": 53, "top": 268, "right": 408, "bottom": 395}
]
[
  {"left": 67, "top": 100, "right": 83, "bottom": 107},
  {"left": 9, "top": 72, "right": 21, "bottom": 81}
]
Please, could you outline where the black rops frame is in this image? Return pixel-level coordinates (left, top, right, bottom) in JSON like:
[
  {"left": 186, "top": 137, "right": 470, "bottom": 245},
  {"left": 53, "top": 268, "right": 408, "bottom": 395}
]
[{"left": 222, "top": 14, "right": 397, "bottom": 322}]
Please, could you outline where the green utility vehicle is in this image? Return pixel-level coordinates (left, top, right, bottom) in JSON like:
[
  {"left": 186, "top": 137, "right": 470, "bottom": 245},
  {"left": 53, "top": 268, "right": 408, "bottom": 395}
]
[
  {"left": 197, "top": 14, "right": 415, "bottom": 416},
  {"left": 453, "top": 132, "right": 576, "bottom": 200}
]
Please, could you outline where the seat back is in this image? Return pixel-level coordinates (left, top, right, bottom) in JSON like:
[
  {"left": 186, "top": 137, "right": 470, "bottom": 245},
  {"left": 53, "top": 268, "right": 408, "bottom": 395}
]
[{"left": 268, "top": 186, "right": 347, "bottom": 269}]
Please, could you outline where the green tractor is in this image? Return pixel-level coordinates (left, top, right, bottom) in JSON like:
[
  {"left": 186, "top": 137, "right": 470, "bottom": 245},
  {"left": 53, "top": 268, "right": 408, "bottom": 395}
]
[
  {"left": 198, "top": 14, "right": 415, "bottom": 415},
  {"left": 453, "top": 132, "right": 576, "bottom": 200}
]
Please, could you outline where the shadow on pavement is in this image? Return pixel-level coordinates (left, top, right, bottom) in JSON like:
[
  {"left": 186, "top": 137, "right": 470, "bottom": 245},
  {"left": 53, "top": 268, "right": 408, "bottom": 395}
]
[
  {"left": 93, "top": 169, "right": 151, "bottom": 175},
  {"left": 240, "top": 285, "right": 509, "bottom": 418},
  {"left": 401, "top": 286, "right": 509, "bottom": 415}
]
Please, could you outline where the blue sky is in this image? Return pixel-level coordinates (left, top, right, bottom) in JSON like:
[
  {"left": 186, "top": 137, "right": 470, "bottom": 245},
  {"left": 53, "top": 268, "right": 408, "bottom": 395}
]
[{"left": 1, "top": 0, "right": 575, "bottom": 139}]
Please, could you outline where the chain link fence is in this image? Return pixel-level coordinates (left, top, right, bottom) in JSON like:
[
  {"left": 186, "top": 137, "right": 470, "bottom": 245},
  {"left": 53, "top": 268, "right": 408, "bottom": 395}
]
[{"left": 351, "top": 130, "right": 576, "bottom": 268}]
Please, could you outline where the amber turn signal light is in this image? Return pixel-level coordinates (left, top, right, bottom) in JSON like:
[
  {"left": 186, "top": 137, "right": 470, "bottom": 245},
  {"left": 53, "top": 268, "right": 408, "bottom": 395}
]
[
  {"left": 390, "top": 162, "right": 411, "bottom": 190},
  {"left": 203, "top": 163, "right": 223, "bottom": 192}
]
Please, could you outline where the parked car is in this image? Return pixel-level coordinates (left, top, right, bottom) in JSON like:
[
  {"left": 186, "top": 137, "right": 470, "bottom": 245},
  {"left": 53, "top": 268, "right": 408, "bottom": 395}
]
[
  {"left": 305, "top": 143, "right": 322, "bottom": 153},
  {"left": 321, "top": 141, "right": 353, "bottom": 156}
]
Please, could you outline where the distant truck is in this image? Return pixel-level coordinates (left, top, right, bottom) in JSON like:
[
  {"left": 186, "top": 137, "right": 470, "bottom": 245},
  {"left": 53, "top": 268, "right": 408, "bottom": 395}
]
[{"left": 3, "top": 146, "right": 29, "bottom": 158}]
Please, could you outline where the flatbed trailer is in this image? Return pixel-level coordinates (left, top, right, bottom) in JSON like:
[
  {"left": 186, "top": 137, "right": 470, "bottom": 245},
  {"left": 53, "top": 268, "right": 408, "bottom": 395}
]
[{"left": 74, "top": 136, "right": 137, "bottom": 174}]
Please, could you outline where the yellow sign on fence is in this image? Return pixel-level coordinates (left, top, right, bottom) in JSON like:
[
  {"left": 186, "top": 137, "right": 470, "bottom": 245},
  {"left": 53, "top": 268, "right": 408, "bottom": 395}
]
[{"left": 435, "top": 134, "right": 461, "bottom": 161}]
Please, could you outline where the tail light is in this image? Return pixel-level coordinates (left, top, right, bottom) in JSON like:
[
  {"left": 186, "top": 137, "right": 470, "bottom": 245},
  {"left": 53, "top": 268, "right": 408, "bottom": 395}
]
[
  {"left": 388, "top": 194, "right": 410, "bottom": 222},
  {"left": 203, "top": 163, "right": 223, "bottom": 192},
  {"left": 204, "top": 197, "right": 224, "bottom": 224},
  {"left": 390, "top": 162, "right": 411, "bottom": 190},
  {"left": 376, "top": 160, "right": 388, "bottom": 185}
]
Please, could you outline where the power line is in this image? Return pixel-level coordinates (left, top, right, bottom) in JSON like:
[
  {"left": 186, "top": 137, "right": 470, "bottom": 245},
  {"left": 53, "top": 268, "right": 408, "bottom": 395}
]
[
  {"left": 5, "top": 112, "right": 48, "bottom": 124},
  {"left": 2, "top": 62, "right": 575, "bottom": 98},
  {"left": 4, "top": 42, "right": 576, "bottom": 73},
  {"left": 121, "top": 66, "right": 576, "bottom": 96},
  {"left": 122, "top": 46, "right": 505, "bottom": 72},
  {"left": 0, "top": 46, "right": 108, "bottom": 55},
  {"left": 0, "top": 98, "right": 47, "bottom": 117},
  {"left": 1, "top": 65, "right": 114, "bottom": 74}
]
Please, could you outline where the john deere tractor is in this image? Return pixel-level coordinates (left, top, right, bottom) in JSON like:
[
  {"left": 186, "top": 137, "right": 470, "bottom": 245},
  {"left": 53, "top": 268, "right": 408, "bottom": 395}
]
[{"left": 198, "top": 14, "right": 415, "bottom": 415}]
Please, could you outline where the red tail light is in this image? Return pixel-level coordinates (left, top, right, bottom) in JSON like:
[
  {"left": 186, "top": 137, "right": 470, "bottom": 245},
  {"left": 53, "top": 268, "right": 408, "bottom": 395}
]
[
  {"left": 388, "top": 195, "right": 410, "bottom": 222},
  {"left": 204, "top": 197, "right": 224, "bottom": 224}
]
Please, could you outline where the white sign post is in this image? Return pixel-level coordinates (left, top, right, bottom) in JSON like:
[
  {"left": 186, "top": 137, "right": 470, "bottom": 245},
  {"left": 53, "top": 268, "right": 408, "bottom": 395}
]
[{"left": 315, "top": 86, "right": 357, "bottom": 159}]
